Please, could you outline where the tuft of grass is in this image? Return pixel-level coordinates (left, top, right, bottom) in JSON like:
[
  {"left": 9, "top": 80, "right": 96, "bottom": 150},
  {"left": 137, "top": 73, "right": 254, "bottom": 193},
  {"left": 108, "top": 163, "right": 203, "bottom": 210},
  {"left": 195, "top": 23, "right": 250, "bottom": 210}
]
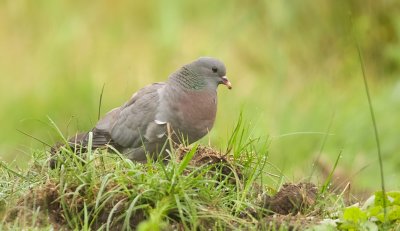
[{"left": 1, "top": 118, "right": 280, "bottom": 230}]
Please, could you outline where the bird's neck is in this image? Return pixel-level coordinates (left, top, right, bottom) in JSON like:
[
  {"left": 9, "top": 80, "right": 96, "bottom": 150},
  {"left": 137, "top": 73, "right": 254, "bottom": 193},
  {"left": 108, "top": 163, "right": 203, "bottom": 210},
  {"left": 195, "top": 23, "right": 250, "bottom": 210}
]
[{"left": 169, "top": 67, "right": 207, "bottom": 90}]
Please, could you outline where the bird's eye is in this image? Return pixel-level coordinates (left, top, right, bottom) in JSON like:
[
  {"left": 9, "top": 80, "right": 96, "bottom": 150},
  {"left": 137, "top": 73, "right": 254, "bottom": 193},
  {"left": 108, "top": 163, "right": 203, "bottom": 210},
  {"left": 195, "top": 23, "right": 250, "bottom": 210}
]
[{"left": 212, "top": 67, "right": 218, "bottom": 73}]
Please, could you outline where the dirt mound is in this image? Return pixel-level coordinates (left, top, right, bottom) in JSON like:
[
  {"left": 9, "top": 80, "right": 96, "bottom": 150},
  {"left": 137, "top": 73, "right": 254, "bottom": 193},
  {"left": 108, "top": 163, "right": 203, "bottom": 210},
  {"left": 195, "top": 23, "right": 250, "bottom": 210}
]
[
  {"left": 176, "top": 145, "right": 242, "bottom": 181},
  {"left": 6, "top": 146, "right": 239, "bottom": 230},
  {"left": 249, "top": 183, "right": 319, "bottom": 230},
  {"left": 5, "top": 182, "right": 65, "bottom": 229},
  {"left": 262, "top": 182, "right": 318, "bottom": 215},
  {"left": 4, "top": 146, "right": 319, "bottom": 230},
  {"left": 5, "top": 181, "right": 146, "bottom": 230}
]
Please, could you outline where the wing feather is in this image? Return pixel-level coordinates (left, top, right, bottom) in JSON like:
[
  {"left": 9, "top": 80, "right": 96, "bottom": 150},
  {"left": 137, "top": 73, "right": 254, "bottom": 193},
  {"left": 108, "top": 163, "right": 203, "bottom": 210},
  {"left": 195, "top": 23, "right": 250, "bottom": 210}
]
[{"left": 109, "top": 82, "right": 166, "bottom": 147}]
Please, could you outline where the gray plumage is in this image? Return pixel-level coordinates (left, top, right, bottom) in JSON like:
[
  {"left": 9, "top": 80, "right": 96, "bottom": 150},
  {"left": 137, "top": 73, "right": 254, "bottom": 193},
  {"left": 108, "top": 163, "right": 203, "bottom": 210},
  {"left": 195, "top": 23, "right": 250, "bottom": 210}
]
[{"left": 52, "top": 57, "right": 232, "bottom": 163}]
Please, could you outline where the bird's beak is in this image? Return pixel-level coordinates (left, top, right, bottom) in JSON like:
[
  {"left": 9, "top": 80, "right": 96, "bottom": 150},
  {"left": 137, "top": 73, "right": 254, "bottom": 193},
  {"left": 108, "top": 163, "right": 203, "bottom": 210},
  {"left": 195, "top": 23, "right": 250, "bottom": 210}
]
[{"left": 221, "top": 76, "right": 232, "bottom": 89}]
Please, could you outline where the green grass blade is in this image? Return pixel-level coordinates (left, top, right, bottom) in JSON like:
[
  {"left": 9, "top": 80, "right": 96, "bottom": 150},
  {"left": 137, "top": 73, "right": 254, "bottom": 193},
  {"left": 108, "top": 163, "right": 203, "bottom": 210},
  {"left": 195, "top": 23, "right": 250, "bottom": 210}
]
[
  {"left": 320, "top": 150, "right": 342, "bottom": 194},
  {"left": 350, "top": 13, "right": 387, "bottom": 219},
  {"left": 177, "top": 144, "right": 198, "bottom": 175}
]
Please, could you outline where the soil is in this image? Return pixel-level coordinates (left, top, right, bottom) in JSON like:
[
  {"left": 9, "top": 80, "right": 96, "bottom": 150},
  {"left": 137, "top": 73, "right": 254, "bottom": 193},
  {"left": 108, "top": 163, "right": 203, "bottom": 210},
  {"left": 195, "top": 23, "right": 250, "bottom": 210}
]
[
  {"left": 262, "top": 182, "right": 318, "bottom": 215},
  {"left": 259, "top": 214, "right": 320, "bottom": 230},
  {"left": 257, "top": 182, "right": 319, "bottom": 230},
  {"left": 5, "top": 181, "right": 66, "bottom": 229},
  {"left": 5, "top": 181, "right": 146, "bottom": 230},
  {"left": 176, "top": 145, "right": 242, "bottom": 181}
]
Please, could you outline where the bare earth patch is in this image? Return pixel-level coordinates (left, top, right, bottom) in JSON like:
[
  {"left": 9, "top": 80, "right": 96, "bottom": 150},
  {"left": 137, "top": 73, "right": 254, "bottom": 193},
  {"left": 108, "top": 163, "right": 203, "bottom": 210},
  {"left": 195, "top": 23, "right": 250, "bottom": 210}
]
[
  {"left": 176, "top": 145, "right": 242, "bottom": 180},
  {"left": 258, "top": 183, "right": 319, "bottom": 230},
  {"left": 262, "top": 182, "right": 318, "bottom": 215}
]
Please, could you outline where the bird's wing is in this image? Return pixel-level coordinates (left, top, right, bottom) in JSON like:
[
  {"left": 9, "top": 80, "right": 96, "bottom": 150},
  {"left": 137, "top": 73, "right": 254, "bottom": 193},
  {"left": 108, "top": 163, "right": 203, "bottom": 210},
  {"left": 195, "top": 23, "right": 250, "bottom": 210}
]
[
  {"left": 87, "top": 107, "right": 122, "bottom": 148},
  {"left": 106, "top": 82, "right": 167, "bottom": 148}
]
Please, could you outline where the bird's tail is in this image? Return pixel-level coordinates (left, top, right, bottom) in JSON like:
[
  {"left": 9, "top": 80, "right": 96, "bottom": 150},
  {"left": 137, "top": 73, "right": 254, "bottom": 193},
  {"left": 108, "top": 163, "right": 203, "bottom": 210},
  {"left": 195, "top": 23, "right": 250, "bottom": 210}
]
[
  {"left": 49, "top": 129, "right": 121, "bottom": 168},
  {"left": 49, "top": 132, "right": 88, "bottom": 168}
]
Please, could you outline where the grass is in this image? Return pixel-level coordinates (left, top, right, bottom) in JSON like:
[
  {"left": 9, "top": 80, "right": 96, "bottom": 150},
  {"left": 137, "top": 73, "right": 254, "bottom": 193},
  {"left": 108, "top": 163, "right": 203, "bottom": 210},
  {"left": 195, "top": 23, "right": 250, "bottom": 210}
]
[
  {"left": 0, "top": 119, "right": 278, "bottom": 230},
  {"left": 2, "top": 2, "right": 400, "bottom": 192},
  {"left": 351, "top": 14, "right": 387, "bottom": 220},
  {"left": 1, "top": 118, "right": 400, "bottom": 230}
]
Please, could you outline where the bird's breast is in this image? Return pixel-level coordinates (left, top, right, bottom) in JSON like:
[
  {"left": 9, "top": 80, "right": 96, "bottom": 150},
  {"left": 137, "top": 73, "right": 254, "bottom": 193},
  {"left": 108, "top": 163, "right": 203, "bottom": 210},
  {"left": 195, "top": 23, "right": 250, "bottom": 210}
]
[{"left": 170, "top": 90, "right": 217, "bottom": 142}]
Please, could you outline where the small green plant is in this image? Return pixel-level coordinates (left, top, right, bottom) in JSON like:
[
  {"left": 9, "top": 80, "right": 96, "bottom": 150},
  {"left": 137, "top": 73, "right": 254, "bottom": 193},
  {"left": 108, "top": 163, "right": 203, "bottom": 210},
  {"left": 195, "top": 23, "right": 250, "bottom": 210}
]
[{"left": 314, "top": 191, "right": 400, "bottom": 230}]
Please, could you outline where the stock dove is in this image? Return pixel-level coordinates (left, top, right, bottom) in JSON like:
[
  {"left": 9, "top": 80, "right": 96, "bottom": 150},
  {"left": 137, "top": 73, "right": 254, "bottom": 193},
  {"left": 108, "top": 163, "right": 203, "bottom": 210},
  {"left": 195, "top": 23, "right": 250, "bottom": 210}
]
[{"left": 51, "top": 57, "right": 231, "bottom": 164}]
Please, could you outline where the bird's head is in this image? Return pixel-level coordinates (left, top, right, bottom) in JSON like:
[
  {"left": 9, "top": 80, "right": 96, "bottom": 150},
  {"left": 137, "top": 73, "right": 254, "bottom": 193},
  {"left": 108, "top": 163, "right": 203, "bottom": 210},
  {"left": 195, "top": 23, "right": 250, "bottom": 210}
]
[
  {"left": 172, "top": 57, "right": 232, "bottom": 90},
  {"left": 186, "top": 57, "right": 232, "bottom": 90}
]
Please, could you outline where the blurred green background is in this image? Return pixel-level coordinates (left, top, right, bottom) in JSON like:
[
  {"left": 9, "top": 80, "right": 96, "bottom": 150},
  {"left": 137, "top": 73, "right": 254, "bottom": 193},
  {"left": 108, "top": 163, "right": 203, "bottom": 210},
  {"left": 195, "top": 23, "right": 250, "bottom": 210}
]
[{"left": 1, "top": 0, "right": 400, "bottom": 191}]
